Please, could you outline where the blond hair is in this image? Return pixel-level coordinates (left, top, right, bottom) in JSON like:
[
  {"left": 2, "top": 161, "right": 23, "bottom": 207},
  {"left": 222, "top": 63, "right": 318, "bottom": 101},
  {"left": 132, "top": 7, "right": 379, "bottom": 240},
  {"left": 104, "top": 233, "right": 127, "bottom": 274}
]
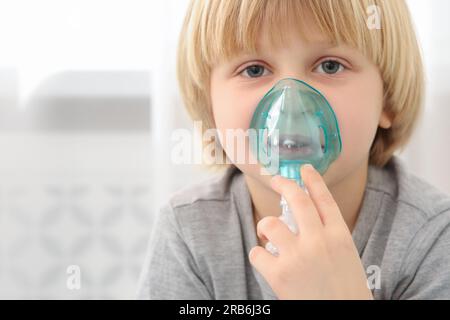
[{"left": 176, "top": 0, "right": 424, "bottom": 168}]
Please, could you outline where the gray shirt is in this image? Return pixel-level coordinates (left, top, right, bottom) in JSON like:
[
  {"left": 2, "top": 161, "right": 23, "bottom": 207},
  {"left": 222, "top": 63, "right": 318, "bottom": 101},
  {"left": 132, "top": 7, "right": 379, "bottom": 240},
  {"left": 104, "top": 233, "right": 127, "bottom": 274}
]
[{"left": 137, "top": 156, "right": 450, "bottom": 299}]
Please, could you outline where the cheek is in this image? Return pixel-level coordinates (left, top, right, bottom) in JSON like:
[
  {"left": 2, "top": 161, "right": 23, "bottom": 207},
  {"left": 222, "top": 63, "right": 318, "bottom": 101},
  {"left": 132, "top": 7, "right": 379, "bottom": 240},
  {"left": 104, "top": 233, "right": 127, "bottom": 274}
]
[
  {"left": 210, "top": 80, "right": 270, "bottom": 144},
  {"left": 211, "top": 85, "right": 257, "bottom": 132},
  {"left": 324, "top": 74, "right": 384, "bottom": 168},
  {"left": 335, "top": 94, "right": 380, "bottom": 154},
  {"left": 210, "top": 81, "right": 253, "bottom": 165},
  {"left": 210, "top": 79, "right": 274, "bottom": 184}
]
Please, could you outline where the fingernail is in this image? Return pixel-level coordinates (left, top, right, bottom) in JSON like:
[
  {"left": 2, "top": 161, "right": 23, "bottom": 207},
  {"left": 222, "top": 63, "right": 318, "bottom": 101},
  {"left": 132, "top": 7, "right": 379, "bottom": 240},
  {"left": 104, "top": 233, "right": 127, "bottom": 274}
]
[{"left": 302, "top": 164, "right": 314, "bottom": 172}]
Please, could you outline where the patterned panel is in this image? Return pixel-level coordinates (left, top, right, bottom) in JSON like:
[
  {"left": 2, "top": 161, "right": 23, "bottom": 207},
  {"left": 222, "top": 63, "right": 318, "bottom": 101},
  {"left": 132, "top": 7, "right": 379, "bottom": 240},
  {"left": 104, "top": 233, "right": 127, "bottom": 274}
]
[{"left": 0, "top": 169, "right": 154, "bottom": 299}]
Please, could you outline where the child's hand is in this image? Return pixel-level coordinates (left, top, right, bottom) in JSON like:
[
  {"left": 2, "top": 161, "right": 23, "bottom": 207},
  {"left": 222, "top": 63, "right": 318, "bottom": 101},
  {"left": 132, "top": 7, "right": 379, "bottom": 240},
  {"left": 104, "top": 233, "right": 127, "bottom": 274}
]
[{"left": 249, "top": 164, "right": 373, "bottom": 300}]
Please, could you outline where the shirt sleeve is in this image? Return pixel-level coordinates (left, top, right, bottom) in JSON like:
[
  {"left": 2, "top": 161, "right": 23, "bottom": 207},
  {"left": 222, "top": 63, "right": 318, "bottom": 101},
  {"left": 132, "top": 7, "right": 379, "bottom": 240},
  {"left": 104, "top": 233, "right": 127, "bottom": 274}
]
[
  {"left": 136, "top": 203, "right": 212, "bottom": 300},
  {"left": 394, "top": 211, "right": 450, "bottom": 299}
]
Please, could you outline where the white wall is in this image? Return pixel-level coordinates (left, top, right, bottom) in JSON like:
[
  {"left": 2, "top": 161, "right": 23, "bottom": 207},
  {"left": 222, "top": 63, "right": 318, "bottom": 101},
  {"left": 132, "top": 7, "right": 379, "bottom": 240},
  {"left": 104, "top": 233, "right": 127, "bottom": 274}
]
[{"left": 399, "top": 0, "right": 450, "bottom": 195}]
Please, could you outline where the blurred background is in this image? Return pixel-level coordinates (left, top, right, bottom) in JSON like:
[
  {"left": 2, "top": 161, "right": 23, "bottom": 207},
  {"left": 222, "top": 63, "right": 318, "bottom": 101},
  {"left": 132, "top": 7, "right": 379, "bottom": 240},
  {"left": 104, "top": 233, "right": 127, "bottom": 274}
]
[{"left": 0, "top": 0, "right": 448, "bottom": 299}]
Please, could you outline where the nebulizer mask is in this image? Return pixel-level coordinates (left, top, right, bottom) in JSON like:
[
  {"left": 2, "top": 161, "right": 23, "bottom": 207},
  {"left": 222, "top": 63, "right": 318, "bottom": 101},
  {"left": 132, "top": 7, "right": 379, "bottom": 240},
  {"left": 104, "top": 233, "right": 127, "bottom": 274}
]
[{"left": 249, "top": 78, "right": 342, "bottom": 255}]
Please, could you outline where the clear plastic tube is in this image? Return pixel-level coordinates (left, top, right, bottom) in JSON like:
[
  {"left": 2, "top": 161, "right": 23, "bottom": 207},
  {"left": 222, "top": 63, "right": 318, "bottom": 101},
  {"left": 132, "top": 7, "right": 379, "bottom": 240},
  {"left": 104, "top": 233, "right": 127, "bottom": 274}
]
[{"left": 265, "top": 182, "right": 308, "bottom": 256}]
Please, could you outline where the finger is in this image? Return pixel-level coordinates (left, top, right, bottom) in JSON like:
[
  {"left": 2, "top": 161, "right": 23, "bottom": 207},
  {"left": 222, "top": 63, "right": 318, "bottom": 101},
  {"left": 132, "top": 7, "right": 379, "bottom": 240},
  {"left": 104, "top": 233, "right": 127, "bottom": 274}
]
[
  {"left": 249, "top": 246, "right": 277, "bottom": 279},
  {"left": 270, "top": 175, "right": 323, "bottom": 236},
  {"left": 257, "top": 216, "right": 297, "bottom": 253},
  {"left": 300, "top": 164, "right": 346, "bottom": 227}
]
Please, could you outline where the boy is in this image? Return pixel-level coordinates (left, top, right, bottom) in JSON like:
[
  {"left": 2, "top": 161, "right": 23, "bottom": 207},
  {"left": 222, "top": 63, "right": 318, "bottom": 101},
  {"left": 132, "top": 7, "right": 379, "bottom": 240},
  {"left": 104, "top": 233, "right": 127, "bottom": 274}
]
[{"left": 138, "top": 0, "right": 450, "bottom": 299}]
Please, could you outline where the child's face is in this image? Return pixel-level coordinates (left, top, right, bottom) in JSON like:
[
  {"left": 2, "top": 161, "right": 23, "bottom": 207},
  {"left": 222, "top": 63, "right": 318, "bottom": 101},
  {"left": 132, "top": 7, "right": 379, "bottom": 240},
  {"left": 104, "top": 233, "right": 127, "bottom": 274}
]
[{"left": 210, "top": 21, "right": 392, "bottom": 190}]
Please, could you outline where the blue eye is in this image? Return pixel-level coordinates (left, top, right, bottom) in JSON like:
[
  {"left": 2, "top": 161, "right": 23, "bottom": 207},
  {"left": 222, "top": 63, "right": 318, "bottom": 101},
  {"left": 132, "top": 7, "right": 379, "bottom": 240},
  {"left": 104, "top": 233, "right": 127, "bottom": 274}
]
[
  {"left": 240, "top": 65, "right": 270, "bottom": 78},
  {"left": 315, "top": 60, "right": 345, "bottom": 75}
]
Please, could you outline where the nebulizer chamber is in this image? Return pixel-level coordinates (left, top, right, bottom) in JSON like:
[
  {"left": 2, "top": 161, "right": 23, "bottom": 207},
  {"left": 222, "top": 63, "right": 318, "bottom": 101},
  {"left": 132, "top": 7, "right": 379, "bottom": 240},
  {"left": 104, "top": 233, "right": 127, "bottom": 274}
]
[{"left": 249, "top": 78, "right": 342, "bottom": 255}]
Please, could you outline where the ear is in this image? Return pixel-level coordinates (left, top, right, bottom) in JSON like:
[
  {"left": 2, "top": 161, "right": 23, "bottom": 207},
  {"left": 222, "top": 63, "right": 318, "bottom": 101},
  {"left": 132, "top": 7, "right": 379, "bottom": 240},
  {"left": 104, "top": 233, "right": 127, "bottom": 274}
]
[{"left": 379, "top": 109, "right": 393, "bottom": 129}]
